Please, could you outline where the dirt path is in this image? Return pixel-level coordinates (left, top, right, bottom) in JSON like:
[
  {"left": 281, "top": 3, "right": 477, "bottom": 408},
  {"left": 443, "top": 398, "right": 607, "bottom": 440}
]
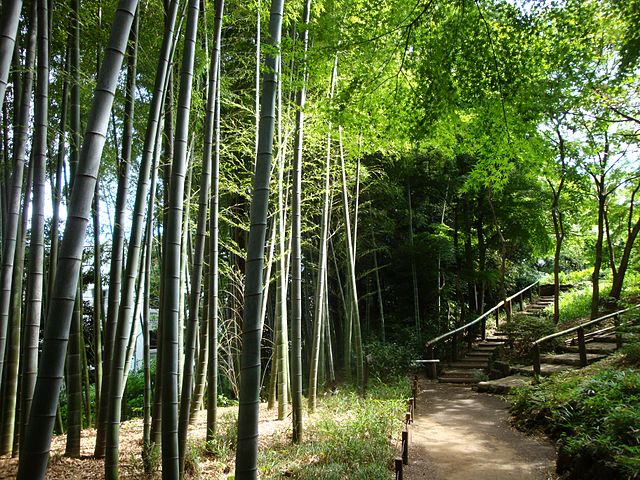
[{"left": 405, "top": 381, "right": 557, "bottom": 480}]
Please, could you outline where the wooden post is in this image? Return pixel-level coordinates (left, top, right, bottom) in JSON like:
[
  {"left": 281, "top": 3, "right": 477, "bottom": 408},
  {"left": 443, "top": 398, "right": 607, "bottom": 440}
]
[
  {"left": 577, "top": 326, "right": 587, "bottom": 367},
  {"left": 519, "top": 293, "right": 524, "bottom": 311},
  {"left": 402, "top": 429, "right": 409, "bottom": 465},
  {"left": 427, "top": 346, "right": 437, "bottom": 380},
  {"left": 395, "top": 458, "right": 403, "bottom": 480},
  {"left": 452, "top": 332, "right": 459, "bottom": 362},
  {"left": 405, "top": 412, "right": 411, "bottom": 426},
  {"left": 533, "top": 344, "right": 541, "bottom": 377},
  {"left": 495, "top": 307, "right": 500, "bottom": 329},
  {"left": 615, "top": 314, "right": 622, "bottom": 349},
  {"left": 408, "top": 398, "right": 414, "bottom": 422},
  {"left": 467, "top": 326, "right": 473, "bottom": 350},
  {"left": 412, "top": 376, "right": 418, "bottom": 407},
  {"left": 481, "top": 318, "right": 486, "bottom": 340}
]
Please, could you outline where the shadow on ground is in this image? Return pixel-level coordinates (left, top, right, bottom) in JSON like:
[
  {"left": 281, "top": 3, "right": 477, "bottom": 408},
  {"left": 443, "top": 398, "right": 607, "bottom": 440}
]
[{"left": 404, "top": 380, "right": 557, "bottom": 480}]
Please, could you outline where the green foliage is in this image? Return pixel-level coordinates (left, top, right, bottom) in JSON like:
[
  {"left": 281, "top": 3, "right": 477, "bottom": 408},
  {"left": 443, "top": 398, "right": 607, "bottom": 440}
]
[
  {"left": 257, "top": 378, "right": 407, "bottom": 479},
  {"left": 216, "top": 394, "right": 239, "bottom": 407},
  {"left": 557, "top": 283, "right": 595, "bottom": 324},
  {"left": 621, "top": 271, "right": 640, "bottom": 299},
  {"left": 143, "top": 442, "right": 161, "bottom": 474},
  {"left": 125, "top": 368, "right": 147, "bottom": 418},
  {"left": 205, "top": 412, "right": 238, "bottom": 458},
  {"left": 622, "top": 342, "right": 640, "bottom": 365},
  {"left": 184, "top": 442, "right": 202, "bottom": 478},
  {"left": 510, "top": 361, "right": 640, "bottom": 479},
  {"left": 504, "top": 313, "right": 558, "bottom": 358},
  {"left": 365, "top": 341, "right": 421, "bottom": 380}
]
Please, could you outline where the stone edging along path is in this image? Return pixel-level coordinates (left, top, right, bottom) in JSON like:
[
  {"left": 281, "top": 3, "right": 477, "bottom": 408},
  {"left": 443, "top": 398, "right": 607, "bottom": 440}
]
[{"left": 403, "top": 380, "right": 557, "bottom": 480}]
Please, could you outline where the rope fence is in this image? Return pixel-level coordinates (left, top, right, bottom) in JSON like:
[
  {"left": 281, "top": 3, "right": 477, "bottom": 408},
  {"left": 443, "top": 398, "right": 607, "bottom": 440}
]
[{"left": 395, "top": 375, "right": 418, "bottom": 479}]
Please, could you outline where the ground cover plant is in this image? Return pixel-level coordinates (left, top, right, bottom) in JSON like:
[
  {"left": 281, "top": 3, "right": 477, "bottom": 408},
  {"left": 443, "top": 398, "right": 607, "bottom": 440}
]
[
  {"left": 510, "top": 355, "right": 640, "bottom": 479},
  {"left": 255, "top": 378, "right": 408, "bottom": 479}
]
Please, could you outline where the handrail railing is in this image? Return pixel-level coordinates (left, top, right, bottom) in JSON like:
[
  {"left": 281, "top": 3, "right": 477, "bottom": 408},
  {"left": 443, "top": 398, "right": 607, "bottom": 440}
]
[
  {"left": 531, "top": 305, "right": 639, "bottom": 376},
  {"left": 423, "top": 280, "right": 540, "bottom": 378}
]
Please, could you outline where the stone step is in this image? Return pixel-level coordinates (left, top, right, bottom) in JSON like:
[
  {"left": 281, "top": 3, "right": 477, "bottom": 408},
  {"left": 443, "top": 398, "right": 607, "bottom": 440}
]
[
  {"left": 475, "top": 343, "right": 504, "bottom": 350},
  {"left": 440, "top": 368, "right": 478, "bottom": 376},
  {"left": 476, "top": 375, "right": 531, "bottom": 394},
  {"left": 561, "top": 342, "right": 618, "bottom": 355},
  {"left": 482, "top": 338, "right": 507, "bottom": 344},
  {"left": 590, "top": 333, "right": 627, "bottom": 343},
  {"left": 465, "top": 351, "right": 493, "bottom": 358},
  {"left": 512, "top": 363, "right": 578, "bottom": 376},
  {"left": 438, "top": 377, "right": 479, "bottom": 384},
  {"left": 539, "top": 352, "right": 606, "bottom": 366},
  {"left": 447, "top": 361, "right": 489, "bottom": 369}
]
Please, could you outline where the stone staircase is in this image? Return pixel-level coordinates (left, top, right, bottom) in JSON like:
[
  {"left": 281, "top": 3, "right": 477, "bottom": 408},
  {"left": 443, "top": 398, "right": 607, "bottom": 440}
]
[
  {"left": 519, "top": 295, "right": 554, "bottom": 315},
  {"left": 438, "top": 335, "right": 507, "bottom": 384},
  {"left": 477, "top": 317, "right": 630, "bottom": 393},
  {"left": 437, "top": 294, "right": 554, "bottom": 385},
  {"left": 511, "top": 331, "right": 616, "bottom": 377}
]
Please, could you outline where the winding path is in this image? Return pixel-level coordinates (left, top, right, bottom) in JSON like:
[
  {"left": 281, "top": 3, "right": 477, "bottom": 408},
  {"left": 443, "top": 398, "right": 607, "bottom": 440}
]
[{"left": 405, "top": 381, "right": 557, "bottom": 479}]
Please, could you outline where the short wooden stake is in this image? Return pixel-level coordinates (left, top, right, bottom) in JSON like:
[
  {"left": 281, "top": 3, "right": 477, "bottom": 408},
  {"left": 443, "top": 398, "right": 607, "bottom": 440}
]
[
  {"left": 402, "top": 429, "right": 409, "bottom": 465},
  {"left": 395, "top": 458, "right": 403, "bottom": 480}
]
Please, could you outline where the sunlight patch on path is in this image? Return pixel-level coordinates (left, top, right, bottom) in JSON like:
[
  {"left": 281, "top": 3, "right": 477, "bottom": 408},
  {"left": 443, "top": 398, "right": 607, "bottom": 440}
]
[{"left": 405, "top": 381, "right": 557, "bottom": 480}]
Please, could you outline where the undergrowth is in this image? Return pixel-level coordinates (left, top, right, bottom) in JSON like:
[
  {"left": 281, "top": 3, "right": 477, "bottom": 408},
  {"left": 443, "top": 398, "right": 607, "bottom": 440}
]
[
  {"left": 510, "top": 355, "right": 640, "bottom": 479},
  {"left": 555, "top": 283, "right": 593, "bottom": 325},
  {"left": 504, "top": 313, "right": 558, "bottom": 360},
  {"left": 257, "top": 377, "right": 407, "bottom": 479}
]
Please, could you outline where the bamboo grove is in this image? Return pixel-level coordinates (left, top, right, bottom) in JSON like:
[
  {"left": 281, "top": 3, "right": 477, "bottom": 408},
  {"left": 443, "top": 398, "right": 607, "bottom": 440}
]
[{"left": 0, "top": 0, "right": 640, "bottom": 478}]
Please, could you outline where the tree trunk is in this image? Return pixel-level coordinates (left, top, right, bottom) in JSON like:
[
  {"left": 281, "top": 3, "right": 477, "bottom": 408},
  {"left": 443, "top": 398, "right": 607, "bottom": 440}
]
[
  {"left": 407, "top": 179, "right": 420, "bottom": 334},
  {"left": 17, "top": 1, "right": 137, "bottom": 476},
  {"left": 65, "top": 285, "right": 83, "bottom": 458},
  {"left": 275, "top": 132, "right": 289, "bottom": 422},
  {"left": 371, "top": 226, "right": 385, "bottom": 342},
  {"left": 92, "top": 183, "right": 103, "bottom": 424},
  {"left": 308, "top": 65, "right": 331, "bottom": 412},
  {"left": 591, "top": 185, "right": 606, "bottom": 319},
  {"left": 338, "top": 126, "right": 363, "bottom": 393},
  {"left": 18, "top": 0, "right": 47, "bottom": 451},
  {"left": 609, "top": 183, "right": 640, "bottom": 300},
  {"left": 235, "top": 0, "right": 284, "bottom": 476},
  {"left": 0, "top": 0, "right": 35, "bottom": 395},
  {"left": 207, "top": 57, "right": 223, "bottom": 440},
  {"left": 102, "top": 1, "right": 177, "bottom": 474},
  {"left": 1, "top": 162, "right": 31, "bottom": 456},
  {"left": 95, "top": 9, "right": 139, "bottom": 454},
  {"left": 160, "top": 0, "right": 200, "bottom": 475},
  {"left": 289, "top": 9, "right": 310, "bottom": 428},
  {"left": 179, "top": 0, "right": 223, "bottom": 464},
  {"left": 0, "top": 0, "right": 24, "bottom": 107}
]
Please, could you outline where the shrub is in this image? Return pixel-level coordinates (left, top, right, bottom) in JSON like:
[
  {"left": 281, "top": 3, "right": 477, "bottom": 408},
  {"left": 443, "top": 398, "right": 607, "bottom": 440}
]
[
  {"left": 365, "top": 340, "right": 420, "bottom": 380},
  {"left": 557, "top": 283, "right": 593, "bottom": 324},
  {"left": 257, "top": 378, "right": 408, "bottom": 479},
  {"left": 205, "top": 411, "right": 238, "bottom": 458},
  {"left": 510, "top": 365, "right": 640, "bottom": 479},
  {"left": 504, "top": 313, "right": 557, "bottom": 358}
]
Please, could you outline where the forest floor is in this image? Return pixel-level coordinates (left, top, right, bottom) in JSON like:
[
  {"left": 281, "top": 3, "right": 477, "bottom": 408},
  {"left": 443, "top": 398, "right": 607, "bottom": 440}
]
[
  {"left": 0, "top": 403, "right": 291, "bottom": 479},
  {"left": 405, "top": 380, "right": 558, "bottom": 480}
]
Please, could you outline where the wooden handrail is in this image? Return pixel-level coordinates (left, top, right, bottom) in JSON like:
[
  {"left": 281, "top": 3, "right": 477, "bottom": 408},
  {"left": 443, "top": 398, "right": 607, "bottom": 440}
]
[
  {"left": 425, "top": 280, "right": 539, "bottom": 348},
  {"left": 532, "top": 306, "right": 638, "bottom": 346},
  {"left": 423, "top": 280, "right": 539, "bottom": 379},
  {"left": 531, "top": 305, "right": 639, "bottom": 376}
]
